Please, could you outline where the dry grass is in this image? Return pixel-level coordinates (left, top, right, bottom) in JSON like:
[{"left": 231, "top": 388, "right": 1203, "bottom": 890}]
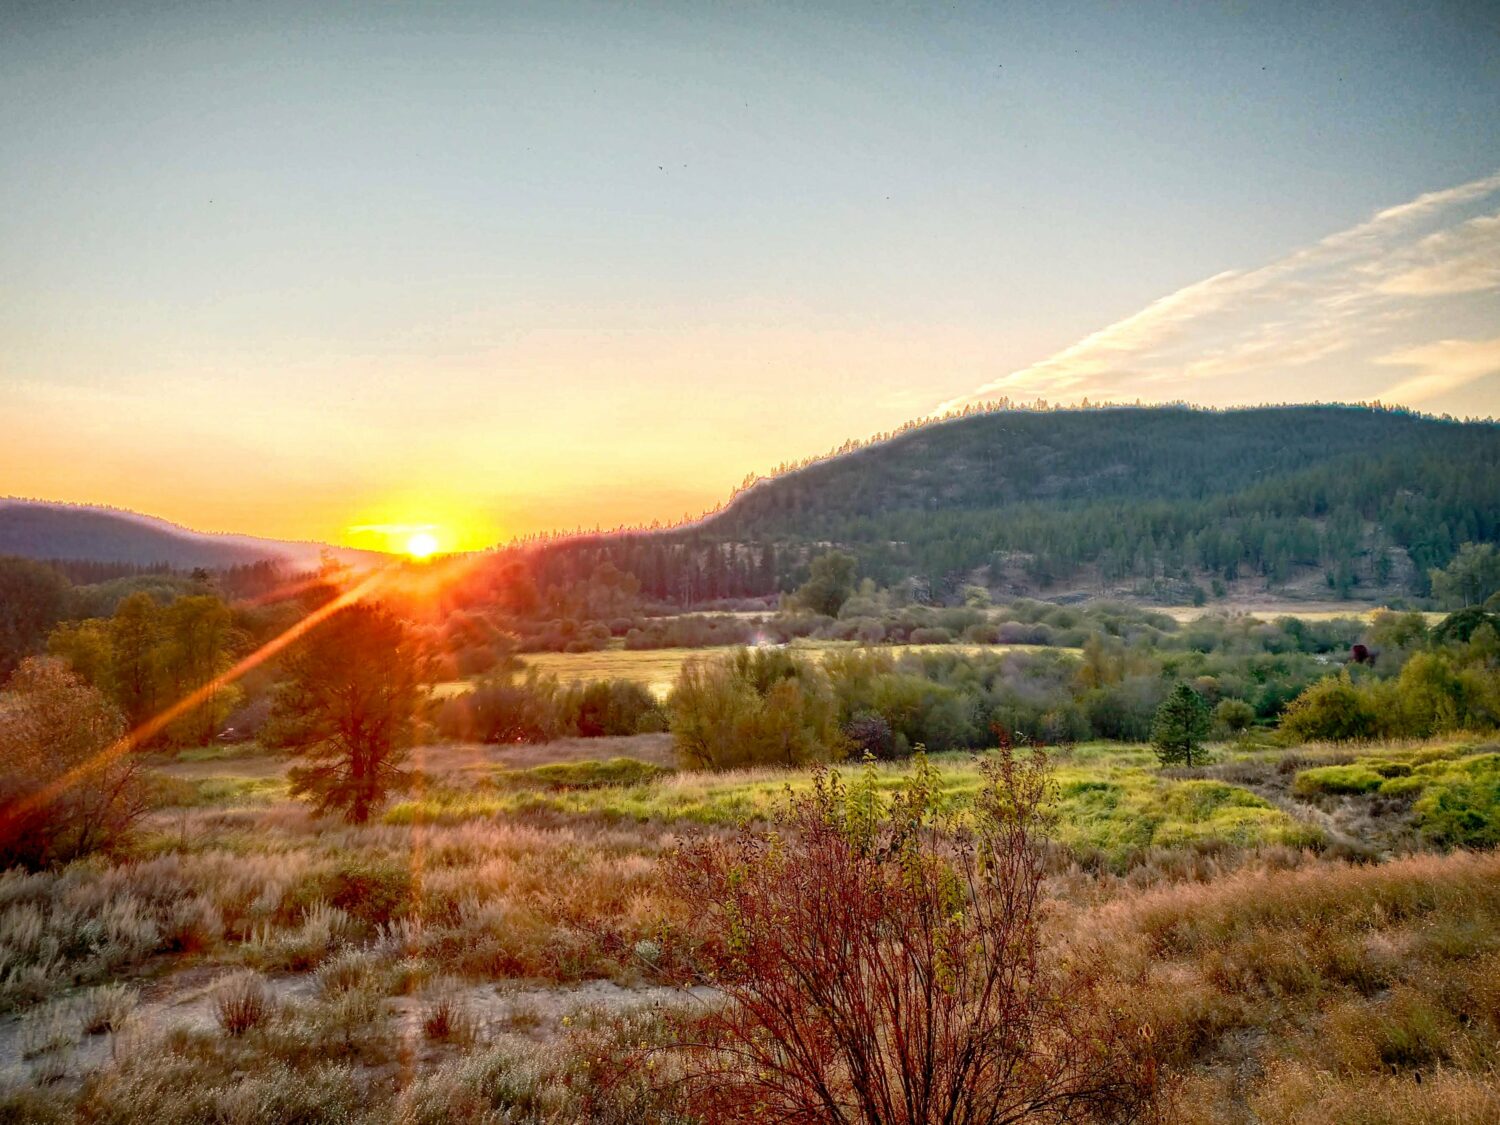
[
  {"left": 1067, "top": 849, "right": 1500, "bottom": 1120},
  {"left": 79, "top": 983, "right": 137, "bottom": 1036},
  {"left": 436, "top": 639, "right": 1075, "bottom": 700},
  {"left": 0, "top": 736, "right": 1494, "bottom": 1122},
  {"left": 213, "top": 970, "right": 270, "bottom": 1036},
  {"left": 420, "top": 978, "right": 479, "bottom": 1045}
]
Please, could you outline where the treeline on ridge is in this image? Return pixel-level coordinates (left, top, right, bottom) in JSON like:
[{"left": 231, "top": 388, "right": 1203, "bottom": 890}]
[{"left": 478, "top": 406, "right": 1499, "bottom": 603}]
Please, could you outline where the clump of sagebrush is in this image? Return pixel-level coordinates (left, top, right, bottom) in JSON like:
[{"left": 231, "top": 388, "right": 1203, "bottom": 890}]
[
  {"left": 668, "top": 750, "right": 1162, "bottom": 1124},
  {"left": 80, "top": 983, "right": 137, "bottom": 1035},
  {"left": 421, "top": 978, "right": 478, "bottom": 1045},
  {"left": 214, "top": 971, "right": 271, "bottom": 1036}
]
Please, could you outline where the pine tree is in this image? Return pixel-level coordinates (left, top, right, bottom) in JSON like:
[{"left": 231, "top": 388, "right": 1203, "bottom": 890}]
[
  {"left": 1151, "top": 682, "right": 1211, "bottom": 767},
  {"left": 271, "top": 603, "right": 428, "bottom": 823}
]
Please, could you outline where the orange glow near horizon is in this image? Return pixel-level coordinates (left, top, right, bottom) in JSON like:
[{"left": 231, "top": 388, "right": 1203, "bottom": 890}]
[
  {"left": 345, "top": 512, "right": 472, "bottom": 556},
  {"left": 0, "top": 544, "right": 495, "bottom": 839},
  {"left": 405, "top": 531, "right": 439, "bottom": 560},
  {"left": 0, "top": 567, "right": 387, "bottom": 835}
]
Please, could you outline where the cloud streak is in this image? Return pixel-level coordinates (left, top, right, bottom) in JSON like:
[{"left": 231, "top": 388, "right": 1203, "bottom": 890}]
[
  {"left": 1376, "top": 336, "right": 1500, "bottom": 405},
  {"left": 941, "top": 171, "right": 1500, "bottom": 414}
]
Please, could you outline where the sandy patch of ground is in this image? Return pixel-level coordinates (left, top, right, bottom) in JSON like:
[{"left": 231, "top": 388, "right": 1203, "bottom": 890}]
[{"left": 0, "top": 968, "right": 714, "bottom": 1086}]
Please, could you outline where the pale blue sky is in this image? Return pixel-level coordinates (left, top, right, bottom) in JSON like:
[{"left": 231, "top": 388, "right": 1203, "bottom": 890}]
[{"left": 3, "top": 1, "right": 1498, "bottom": 546}]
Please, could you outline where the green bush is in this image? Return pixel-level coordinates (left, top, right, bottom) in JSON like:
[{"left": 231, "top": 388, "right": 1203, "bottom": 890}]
[
  {"left": 1293, "top": 764, "right": 1386, "bottom": 797},
  {"left": 1377, "top": 774, "right": 1429, "bottom": 798},
  {"left": 1412, "top": 754, "right": 1500, "bottom": 848},
  {"left": 1280, "top": 672, "right": 1380, "bottom": 742},
  {"left": 435, "top": 669, "right": 570, "bottom": 743},
  {"left": 1213, "top": 698, "right": 1256, "bottom": 735},
  {"left": 669, "top": 649, "right": 847, "bottom": 770},
  {"left": 567, "top": 678, "right": 662, "bottom": 737},
  {"left": 323, "top": 858, "right": 414, "bottom": 927},
  {"left": 494, "top": 757, "right": 672, "bottom": 790}
]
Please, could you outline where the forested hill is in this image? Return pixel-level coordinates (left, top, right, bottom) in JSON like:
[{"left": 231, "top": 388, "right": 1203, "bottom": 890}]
[
  {"left": 0, "top": 500, "right": 379, "bottom": 571},
  {"left": 513, "top": 405, "right": 1496, "bottom": 605},
  {"left": 695, "top": 405, "right": 1498, "bottom": 595}
]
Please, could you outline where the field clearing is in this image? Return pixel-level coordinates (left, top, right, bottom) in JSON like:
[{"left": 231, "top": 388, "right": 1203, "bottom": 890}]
[
  {"left": 153, "top": 735, "right": 1497, "bottom": 856},
  {"left": 383, "top": 742, "right": 1329, "bottom": 856},
  {"left": 1155, "top": 603, "right": 1447, "bottom": 623},
  {"left": 436, "top": 640, "right": 1079, "bottom": 699},
  {"left": 2, "top": 733, "right": 1496, "bottom": 1120}
]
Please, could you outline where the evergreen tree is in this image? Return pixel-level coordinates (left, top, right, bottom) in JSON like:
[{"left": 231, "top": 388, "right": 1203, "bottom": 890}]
[
  {"left": 271, "top": 603, "right": 428, "bottom": 823},
  {"left": 0, "top": 558, "right": 69, "bottom": 680},
  {"left": 1151, "top": 682, "right": 1211, "bottom": 767}
]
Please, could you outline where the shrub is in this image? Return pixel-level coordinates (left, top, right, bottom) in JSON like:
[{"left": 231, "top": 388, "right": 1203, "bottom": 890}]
[
  {"left": 215, "top": 971, "right": 271, "bottom": 1036},
  {"left": 324, "top": 857, "right": 413, "bottom": 928},
  {"left": 80, "top": 984, "right": 138, "bottom": 1035},
  {"left": 20, "top": 1000, "right": 79, "bottom": 1060},
  {"left": 82, "top": 1056, "right": 365, "bottom": 1125},
  {"left": 668, "top": 649, "right": 847, "bottom": 770},
  {"left": 1294, "top": 764, "right": 1386, "bottom": 797},
  {"left": 421, "top": 979, "right": 478, "bottom": 1045},
  {"left": 1280, "top": 671, "right": 1380, "bottom": 742},
  {"left": 567, "top": 678, "right": 661, "bottom": 737},
  {"left": 667, "top": 753, "right": 1160, "bottom": 1122},
  {"left": 315, "top": 946, "right": 382, "bottom": 999},
  {"left": 0, "top": 658, "right": 151, "bottom": 869},
  {"left": 1214, "top": 698, "right": 1256, "bottom": 735},
  {"left": 842, "top": 711, "right": 897, "bottom": 759},
  {"left": 436, "top": 669, "right": 570, "bottom": 743},
  {"left": 1413, "top": 754, "right": 1500, "bottom": 848}
]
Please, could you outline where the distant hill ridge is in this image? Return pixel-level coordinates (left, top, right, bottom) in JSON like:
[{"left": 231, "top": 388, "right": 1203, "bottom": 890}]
[
  {"left": 507, "top": 404, "right": 1497, "bottom": 604},
  {"left": 0, "top": 499, "right": 385, "bottom": 570},
  {"left": 8, "top": 405, "right": 1498, "bottom": 600},
  {"left": 694, "top": 404, "right": 1500, "bottom": 593}
]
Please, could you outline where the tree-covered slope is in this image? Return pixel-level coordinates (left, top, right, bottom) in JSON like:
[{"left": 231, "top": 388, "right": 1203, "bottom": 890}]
[{"left": 694, "top": 405, "right": 1499, "bottom": 594}]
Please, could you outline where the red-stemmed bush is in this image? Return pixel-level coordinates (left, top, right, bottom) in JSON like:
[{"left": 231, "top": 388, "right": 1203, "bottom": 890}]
[{"left": 668, "top": 751, "right": 1161, "bottom": 1124}]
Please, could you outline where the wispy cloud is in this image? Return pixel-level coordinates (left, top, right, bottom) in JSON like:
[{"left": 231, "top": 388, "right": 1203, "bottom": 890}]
[
  {"left": 1377, "top": 213, "right": 1500, "bottom": 296},
  {"left": 1375, "top": 336, "right": 1500, "bottom": 405},
  {"left": 940, "top": 170, "right": 1500, "bottom": 413}
]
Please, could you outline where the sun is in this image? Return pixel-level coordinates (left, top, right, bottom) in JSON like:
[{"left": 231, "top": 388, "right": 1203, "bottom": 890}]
[{"left": 405, "top": 531, "right": 439, "bottom": 560}]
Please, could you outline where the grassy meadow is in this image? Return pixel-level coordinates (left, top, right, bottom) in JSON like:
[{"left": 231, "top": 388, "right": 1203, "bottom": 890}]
[
  {"left": 1152, "top": 604, "right": 1449, "bottom": 624},
  {"left": 435, "top": 638, "right": 1079, "bottom": 700},
  {"left": 2, "top": 729, "right": 1497, "bottom": 1122}
]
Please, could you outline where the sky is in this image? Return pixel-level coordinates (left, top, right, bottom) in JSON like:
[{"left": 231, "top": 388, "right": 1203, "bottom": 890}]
[{"left": 2, "top": 1, "right": 1499, "bottom": 553}]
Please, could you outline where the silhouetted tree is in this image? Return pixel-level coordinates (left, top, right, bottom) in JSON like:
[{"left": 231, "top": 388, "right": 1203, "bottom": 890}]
[
  {"left": 271, "top": 603, "right": 429, "bottom": 823},
  {"left": 0, "top": 557, "right": 68, "bottom": 680}
]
